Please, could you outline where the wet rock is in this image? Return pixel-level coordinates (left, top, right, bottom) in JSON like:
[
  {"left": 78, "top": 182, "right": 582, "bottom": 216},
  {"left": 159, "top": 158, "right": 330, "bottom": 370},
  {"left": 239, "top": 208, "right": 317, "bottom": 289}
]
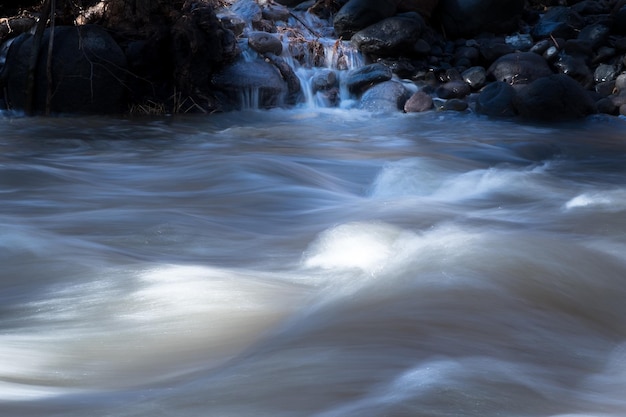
[
  {"left": 404, "top": 90, "right": 433, "bottom": 112},
  {"left": 488, "top": 52, "right": 553, "bottom": 86},
  {"left": 577, "top": 24, "right": 610, "bottom": 50},
  {"left": 594, "top": 64, "right": 618, "bottom": 84},
  {"left": 513, "top": 74, "right": 596, "bottom": 121},
  {"left": 358, "top": 80, "right": 410, "bottom": 112},
  {"left": 440, "top": 98, "right": 468, "bottom": 111},
  {"left": 345, "top": 62, "right": 393, "bottom": 95},
  {"left": 4, "top": 25, "right": 127, "bottom": 114},
  {"left": 595, "top": 97, "right": 618, "bottom": 115},
  {"left": 333, "top": 0, "right": 399, "bottom": 39},
  {"left": 553, "top": 55, "right": 593, "bottom": 88},
  {"left": 436, "top": 80, "right": 471, "bottom": 99},
  {"left": 479, "top": 39, "right": 515, "bottom": 62},
  {"left": 211, "top": 59, "right": 287, "bottom": 109},
  {"left": 438, "top": 0, "right": 525, "bottom": 38},
  {"left": 248, "top": 31, "right": 283, "bottom": 55},
  {"left": 531, "top": 6, "right": 584, "bottom": 40},
  {"left": 351, "top": 12, "right": 425, "bottom": 57},
  {"left": 231, "top": 0, "right": 263, "bottom": 25},
  {"left": 311, "top": 69, "right": 338, "bottom": 93},
  {"left": 261, "top": 3, "right": 291, "bottom": 22},
  {"left": 476, "top": 81, "right": 517, "bottom": 117},
  {"left": 462, "top": 66, "right": 487, "bottom": 89}
]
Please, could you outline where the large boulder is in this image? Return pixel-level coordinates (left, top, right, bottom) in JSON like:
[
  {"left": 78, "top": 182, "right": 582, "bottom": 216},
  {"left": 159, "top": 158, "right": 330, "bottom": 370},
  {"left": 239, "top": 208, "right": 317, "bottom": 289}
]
[
  {"left": 513, "top": 74, "right": 596, "bottom": 121},
  {"left": 3, "top": 25, "right": 127, "bottom": 114},
  {"left": 488, "top": 52, "right": 553, "bottom": 86},
  {"left": 211, "top": 59, "right": 288, "bottom": 109},
  {"left": 333, "top": 0, "right": 401, "bottom": 39},
  {"left": 351, "top": 12, "right": 425, "bottom": 57},
  {"left": 437, "top": 0, "right": 524, "bottom": 38}
]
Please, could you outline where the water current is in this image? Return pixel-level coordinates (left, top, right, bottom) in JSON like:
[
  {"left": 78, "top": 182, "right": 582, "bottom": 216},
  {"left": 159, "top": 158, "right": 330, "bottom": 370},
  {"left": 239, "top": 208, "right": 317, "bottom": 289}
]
[{"left": 2, "top": 108, "right": 626, "bottom": 417}]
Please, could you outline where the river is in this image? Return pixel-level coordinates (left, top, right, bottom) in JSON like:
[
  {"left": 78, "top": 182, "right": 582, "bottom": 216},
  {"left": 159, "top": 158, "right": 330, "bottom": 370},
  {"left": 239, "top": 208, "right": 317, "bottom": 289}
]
[{"left": 1, "top": 108, "right": 626, "bottom": 416}]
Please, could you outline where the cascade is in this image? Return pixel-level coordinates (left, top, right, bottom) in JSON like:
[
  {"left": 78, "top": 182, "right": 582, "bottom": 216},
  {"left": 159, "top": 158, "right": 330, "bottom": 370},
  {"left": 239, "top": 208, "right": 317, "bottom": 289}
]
[
  {"left": 218, "top": 0, "right": 366, "bottom": 110},
  {"left": 279, "top": 9, "right": 365, "bottom": 109}
]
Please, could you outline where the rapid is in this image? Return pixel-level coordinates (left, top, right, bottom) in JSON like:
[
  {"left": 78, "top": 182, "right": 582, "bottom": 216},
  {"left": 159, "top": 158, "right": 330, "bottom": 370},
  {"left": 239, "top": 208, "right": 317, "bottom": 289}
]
[{"left": 2, "top": 109, "right": 626, "bottom": 417}]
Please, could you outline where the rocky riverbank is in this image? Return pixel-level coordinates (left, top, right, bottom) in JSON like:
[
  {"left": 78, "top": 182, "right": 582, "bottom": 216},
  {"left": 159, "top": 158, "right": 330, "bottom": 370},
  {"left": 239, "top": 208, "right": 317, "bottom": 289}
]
[{"left": 2, "top": 0, "right": 626, "bottom": 121}]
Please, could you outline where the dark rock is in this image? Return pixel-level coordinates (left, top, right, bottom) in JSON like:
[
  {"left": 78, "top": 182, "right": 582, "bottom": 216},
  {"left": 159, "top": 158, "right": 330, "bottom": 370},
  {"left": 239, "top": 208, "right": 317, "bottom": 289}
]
[
  {"left": 476, "top": 81, "right": 517, "bottom": 117},
  {"left": 529, "top": 39, "right": 552, "bottom": 55},
  {"left": 345, "top": 63, "right": 393, "bottom": 95},
  {"left": 352, "top": 12, "right": 425, "bottom": 57},
  {"left": 436, "top": 80, "right": 471, "bottom": 99},
  {"left": 488, "top": 52, "right": 553, "bottom": 86},
  {"left": 248, "top": 31, "right": 283, "bottom": 55},
  {"left": 596, "top": 97, "right": 618, "bottom": 115},
  {"left": 531, "top": 6, "right": 584, "bottom": 40},
  {"left": 438, "top": 0, "right": 524, "bottom": 38},
  {"left": 264, "top": 53, "right": 302, "bottom": 105},
  {"left": 211, "top": 59, "right": 287, "bottom": 109},
  {"left": 440, "top": 98, "right": 468, "bottom": 111},
  {"left": 358, "top": 80, "right": 410, "bottom": 112},
  {"left": 594, "top": 64, "right": 618, "bottom": 84},
  {"left": 595, "top": 80, "right": 616, "bottom": 97},
  {"left": 563, "top": 39, "right": 593, "bottom": 58},
  {"left": 333, "top": 0, "right": 399, "bottom": 39},
  {"left": 462, "top": 66, "right": 487, "bottom": 89},
  {"left": 311, "top": 69, "right": 338, "bottom": 93},
  {"left": 217, "top": 14, "right": 247, "bottom": 37},
  {"left": 404, "top": 90, "right": 433, "bottom": 112},
  {"left": 513, "top": 74, "right": 596, "bottom": 121},
  {"left": 4, "top": 25, "right": 127, "bottom": 114},
  {"left": 571, "top": 0, "right": 609, "bottom": 15},
  {"left": 553, "top": 55, "right": 593, "bottom": 87},
  {"left": 231, "top": 0, "right": 263, "bottom": 25},
  {"left": 454, "top": 46, "right": 479, "bottom": 65},
  {"left": 414, "top": 38, "right": 431, "bottom": 55},
  {"left": 479, "top": 39, "right": 515, "bottom": 62},
  {"left": 261, "top": 3, "right": 291, "bottom": 22},
  {"left": 577, "top": 24, "right": 610, "bottom": 50}
]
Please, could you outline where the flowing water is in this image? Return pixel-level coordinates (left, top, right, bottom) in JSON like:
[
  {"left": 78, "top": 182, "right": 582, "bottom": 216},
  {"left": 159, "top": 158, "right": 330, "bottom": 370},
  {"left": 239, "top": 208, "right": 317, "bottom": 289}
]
[{"left": 2, "top": 108, "right": 626, "bottom": 417}]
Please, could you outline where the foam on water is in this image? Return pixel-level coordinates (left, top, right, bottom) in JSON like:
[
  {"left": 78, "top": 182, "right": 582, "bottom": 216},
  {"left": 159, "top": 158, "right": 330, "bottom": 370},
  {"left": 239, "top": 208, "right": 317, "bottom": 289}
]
[{"left": 2, "top": 112, "right": 626, "bottom": 416}]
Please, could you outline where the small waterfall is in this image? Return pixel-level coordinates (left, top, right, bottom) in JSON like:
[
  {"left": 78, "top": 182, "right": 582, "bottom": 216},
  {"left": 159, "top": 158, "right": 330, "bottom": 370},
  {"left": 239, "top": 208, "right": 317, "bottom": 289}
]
[
  {"left": 217, "top": 1, "right": 366, "bottom": 110},
  {"left": 279, "top": 10, "right": 364, "bottom": 109}
]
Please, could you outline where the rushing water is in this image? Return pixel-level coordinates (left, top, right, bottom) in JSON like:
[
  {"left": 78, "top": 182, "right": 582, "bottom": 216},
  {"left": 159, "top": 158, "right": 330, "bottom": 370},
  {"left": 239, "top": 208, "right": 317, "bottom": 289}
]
[{"left": 2, "top": 109, "right": 626, "bottom": 416}]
